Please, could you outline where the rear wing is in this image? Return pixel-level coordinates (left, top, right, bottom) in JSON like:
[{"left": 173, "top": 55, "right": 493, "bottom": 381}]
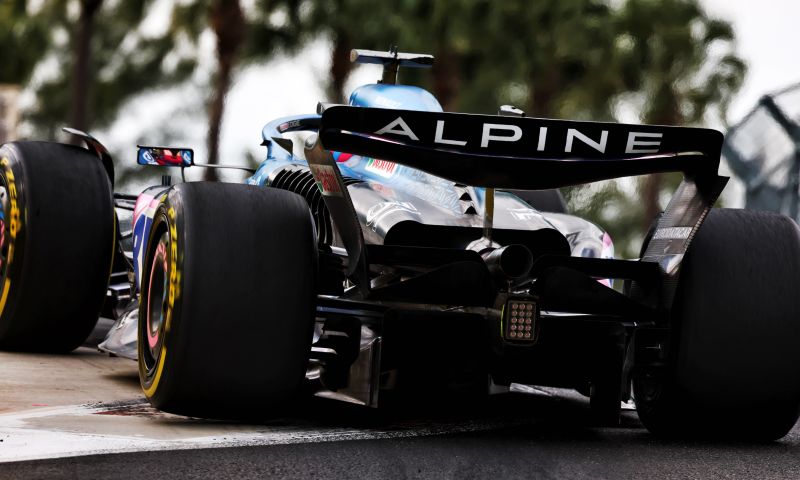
[
  {"left": 304, "top": 105, "right": 728, "bottom": 309},
  {"left": 317, "top": 105, "right": 724, "bottom": 190}
]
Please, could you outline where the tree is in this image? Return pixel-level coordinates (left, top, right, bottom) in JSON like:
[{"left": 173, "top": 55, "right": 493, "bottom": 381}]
[
  {"left": 168, "top": 0, "right": 302, "bottom": 180},
  {"left": 467, "top": 0, "right": 624, "bottom": 119},
  {"left": 617, "top": 0, "right": 746, "bottom": 229},
  {"left": 475, "top": 0, "right": 744, "bottom": 256},
  {"left": 206, "top": 0, "right": 245, "bottom": 180},
  {"left": 302, "top": 0, "right": 399, "bottom": 104},
  {"left": 23, "top": 0, "right": 197, "bottom": 140},
  {"left": 304, "top": 0, "right": 505, "bottom": 110},
  {"left": 302, "top": 0, "right": 649, "bottom": 256},
  {"left": 0, "top": 0, "right": 52, "bottom": 143},
  {"left": 306, "top": 0, "right": 631, "bottom": 117},
  {"left": 17, "top": 0, "right": 303, "bottom": 185},
  {"left": 0, "top": 1, "right": 51, "bottom": 85},
  {"left": 70, "top": 0, "right": 103, "bottom": 135}
]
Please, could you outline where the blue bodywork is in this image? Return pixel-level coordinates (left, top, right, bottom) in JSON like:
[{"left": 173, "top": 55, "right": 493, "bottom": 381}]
[
  {"left": 248, "top": 84, "right": 491, "bottom": 218},
  {"left": 248, "top": 84, "right": 448, "bottom": 196}
]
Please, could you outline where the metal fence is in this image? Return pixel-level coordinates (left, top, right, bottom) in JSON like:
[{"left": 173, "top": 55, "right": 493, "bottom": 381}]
[{"left": 724, "top": 82, "right": 800, "bottom": 219}]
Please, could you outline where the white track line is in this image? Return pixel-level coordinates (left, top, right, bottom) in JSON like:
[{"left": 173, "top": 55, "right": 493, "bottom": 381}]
[{"left": 0, "top": 400, "right": 540, "bottom": 463}]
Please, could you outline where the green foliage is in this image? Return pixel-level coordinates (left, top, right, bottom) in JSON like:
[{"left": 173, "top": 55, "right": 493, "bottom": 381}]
[
  {"left": 618, "top": 0, "right": 745, "bottom": 127},
  {"left": 563, "top": 179, "right": 645, "bottom": 258},
  {"left": 300, "top": 0, "right": 744, "bottom": 258},
  {"left": 7, "top": 0, "right": 744, "bottom": 258},
  {"left": 20, "top": 0, "right": 198, "bottom": 139},
  {"left": 616, "top": 0, "right": 745, "bottom": 241},
  {"left": 0, "top": 1, "right": 52, "bottom": 84}
]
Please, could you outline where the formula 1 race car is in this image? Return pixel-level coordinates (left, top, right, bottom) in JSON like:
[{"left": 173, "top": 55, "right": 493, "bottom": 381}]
[{"left": 2, "top": 48, "right": 800, "bottom": 440}]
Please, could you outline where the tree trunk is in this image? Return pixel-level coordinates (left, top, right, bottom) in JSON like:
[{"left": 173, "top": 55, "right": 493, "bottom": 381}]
[
  {"left": 431, "top": 43, "right": 460, "bottom": 112},
  {"left": 205, "top": 0, "right": 245, "bottom": 181},
  {"left": 69, "top": 0, "right": 103, "bottom": 142},
  {"left": 328, "top": 31, "right": 352, "bottom": 104},
  {"left": 528, "top": 68, "right": 559, "bottom": 118}
]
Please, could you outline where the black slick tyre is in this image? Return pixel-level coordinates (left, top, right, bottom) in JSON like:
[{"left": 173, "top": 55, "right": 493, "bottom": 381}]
[
  {"left": 138, "top": 183, "right": 317, "bottom": 419},
  {"left": 634, "top": 208, "right": 800, "bottom": 440},
  {"left": 0, "top": 142, "right": 114, "bottom": 352}
]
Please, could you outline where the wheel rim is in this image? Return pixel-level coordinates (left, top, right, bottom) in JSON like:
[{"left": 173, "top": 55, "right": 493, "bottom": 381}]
[{"left": 143, "top": 230, "right": 169, "bottom": 373}]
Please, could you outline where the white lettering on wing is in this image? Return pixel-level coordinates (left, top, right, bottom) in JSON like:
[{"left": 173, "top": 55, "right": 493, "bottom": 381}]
[
  {"left": 481, "top": 123, "right": 523, "bottom": 147},
  {"left": 626, "top": 132, "right": 663, "bottom": 154},
  {"left": 565, "top": 129, "right": 608, "bottom": 153},
  {"left": 435, "top": 120, "right": 467, "bottom": 146},
  {"left": 375, "top": 117, "right": 419, "bottom": 141}
]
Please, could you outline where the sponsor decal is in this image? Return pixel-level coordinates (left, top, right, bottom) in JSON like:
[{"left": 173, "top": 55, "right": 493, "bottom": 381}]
[
  {"left": 166, "top": 206, "right": 180, "bottom": 327},
  {"left": 1, "top": 158, "right": 20, "bottom": 243},
  {"left": 309, "top": 164, "right": 343, "bottom": 197},
  {"left": 0, "top": 157, "right": 18, "bottom": 315},
  {"left": 333, "top": 151, "right": 361, "bottom": 168},
  {"left": 652, "top": 226, "right": 693, "bottom": 240},
  {"left": 333, "top": 152, "right": 353, "bottom": 163},
  {"left": 0, "top": 216, "right": 4, "bottom": 270},
  {"left": 364, "top": 158, "right": 397, "bottom": 178},
  {"left": 374, "top": 116, "right": 664, "bottom": 154},
  {"left": 366, "top": 201, "right": 419, "bottom": 232},
  {"left": 278, "top": 119, "right": 301, "bottom": 132}
]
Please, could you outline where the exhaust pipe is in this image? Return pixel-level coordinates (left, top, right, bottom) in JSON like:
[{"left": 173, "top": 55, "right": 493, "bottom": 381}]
[{"left": 482, "top": 244, "right": 534, "bottom": 280}]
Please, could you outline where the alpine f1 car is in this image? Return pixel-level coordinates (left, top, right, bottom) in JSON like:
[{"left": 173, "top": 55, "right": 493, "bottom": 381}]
[{"left": 2, "top": 48, "right": 800, "bottom": 440}]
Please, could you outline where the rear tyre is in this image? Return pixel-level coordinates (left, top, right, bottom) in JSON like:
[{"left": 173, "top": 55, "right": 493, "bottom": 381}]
[
  {"left": 138, "top": 183, "right": 317, "bottom": 419},
  {"left": 0, "top": 142, "right": 114, "bottom": 352},
  {"left": 634, "top": 208, "right": 800, "bottom": 440}
]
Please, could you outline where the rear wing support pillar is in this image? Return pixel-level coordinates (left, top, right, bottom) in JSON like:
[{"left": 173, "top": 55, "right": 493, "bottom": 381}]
[
  {"left": 304, "top": 134, "right": 370, "bottom": 296},
  {"left": 633, "top": 174, "right": 728, "bottom": 309}
]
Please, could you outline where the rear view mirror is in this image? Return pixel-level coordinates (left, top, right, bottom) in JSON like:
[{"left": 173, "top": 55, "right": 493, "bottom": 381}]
[{"left": 137, "top": 146, "right": 193, "bottom": 167}]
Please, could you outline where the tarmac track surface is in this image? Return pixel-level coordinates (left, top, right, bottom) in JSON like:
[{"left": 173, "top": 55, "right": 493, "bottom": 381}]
[{"left": 1, "top": 346, "right": 800, "bottom": 479}]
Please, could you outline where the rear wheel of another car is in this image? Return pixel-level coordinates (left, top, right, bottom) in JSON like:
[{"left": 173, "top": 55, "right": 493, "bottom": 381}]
[
  {"left": 634, "top": 208, "right": 800, "bottom": 440},
  {"left": 0, "top": 142, "right": 115, "bottom": 352},
  {"left": 138, "top": 183, "right": 317, "bottom": 419}
]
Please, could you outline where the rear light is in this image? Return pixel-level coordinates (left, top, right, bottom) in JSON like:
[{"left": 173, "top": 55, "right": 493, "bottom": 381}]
[{"left": 504, "top": 298, "right": 538, "bottom": 343}]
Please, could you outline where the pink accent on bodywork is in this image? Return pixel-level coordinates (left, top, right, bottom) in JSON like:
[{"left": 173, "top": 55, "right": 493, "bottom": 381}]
[
  {"left": 602, "top": 231, "right": 614, "bottom": 251},
  {"left": 598, "top": 232, "right": 615, "bottom": 287},
  {"left": 133, "top": 193, "right": 157, "bottom": 227}
]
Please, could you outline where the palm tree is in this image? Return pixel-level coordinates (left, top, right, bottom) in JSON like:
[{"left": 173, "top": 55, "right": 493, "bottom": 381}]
[
  {"left": 618, "top": 0, "right": 746, "bottom": 228},
  {"left": 466, "top": 0, "right": 624, "bottom": 119},
  {"left": 70, "top": 0, "right": 103, "bottom": 135},
  {"left": 168, "top": 0, "right": 302, "bottom": 180},
  {"left": 302, "top": 0, "right": 401, "bottom": 104},
  {"left": 0, "top": 0, "right": 51, "bottom": 85},
  {"left": 23, "top": 0, "right": 197, "bottom": 140},
  {"left": 205, "top": 0, "right": 246, "bottom": 180}
]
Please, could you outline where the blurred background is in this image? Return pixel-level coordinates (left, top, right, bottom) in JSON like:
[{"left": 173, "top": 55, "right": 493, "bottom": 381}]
[{"left": 1, "top": 0, "right": 798, "bottom": 258}]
